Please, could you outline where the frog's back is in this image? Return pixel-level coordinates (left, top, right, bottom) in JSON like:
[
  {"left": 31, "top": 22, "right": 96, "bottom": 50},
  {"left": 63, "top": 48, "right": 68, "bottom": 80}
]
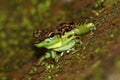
[
  {"left": 33, "top": 21, "right": 76, "bottom": 43},
  {"left": 55, "top": 21, "right": 75, "bottom": 36},
  {"left": 33, "top": 29, "right": 53, "bottom": 43}
]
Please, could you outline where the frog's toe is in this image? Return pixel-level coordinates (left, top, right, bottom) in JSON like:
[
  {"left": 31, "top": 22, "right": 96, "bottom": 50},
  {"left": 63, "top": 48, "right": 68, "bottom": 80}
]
[
  {"left": 76, "top": 39, "right": 83, "bottom": 46},
  {"left": 55, "top": 55, "right": 61, "bottom": 62},
  {"left": 60, "top": 52, "right": 64, "bottom": 56},
  {"left": 37, "top": 57, "right": 45, "bottom": 65}
]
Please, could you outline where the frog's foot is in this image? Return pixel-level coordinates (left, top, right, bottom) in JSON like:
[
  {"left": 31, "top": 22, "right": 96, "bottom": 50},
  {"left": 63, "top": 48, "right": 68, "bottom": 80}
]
[
  {"left": 71, "top": 48, "right": 79, "bottom": 54},
  {"left": 89, "top": 25, "right": 96, "bottom": 36},
  {"left": 37, "top": 51, "right": 64, "bottom": 65},
  {"left": 65, "top": 47, "right": 74, "bottom": 53},
  {"left": 55, "top": 55, "right": 61, "bottom": 62},
  {"left": 76, "top": 39, "right": 83, "bottom": 46},
  {"left": 51, "top": 50, "right": 62, "bottom": 63},
  {"left": 53, "top": 52, "right": 63, "bottom": 62},
  {"left": 66, "top": 47, "right": 78, "bottom": 54},
  {"left": 60, "top": 52, "right": 64, "bottom": 56}
]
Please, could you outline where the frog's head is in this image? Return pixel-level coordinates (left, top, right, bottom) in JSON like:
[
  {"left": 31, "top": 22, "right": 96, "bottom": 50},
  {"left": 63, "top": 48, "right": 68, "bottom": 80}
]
[
  {"left": 33, "top": 29, "right": 60, "bottom": 48},
  {"left": 33, "top": 22, "right": 75, "bottom": 48}
]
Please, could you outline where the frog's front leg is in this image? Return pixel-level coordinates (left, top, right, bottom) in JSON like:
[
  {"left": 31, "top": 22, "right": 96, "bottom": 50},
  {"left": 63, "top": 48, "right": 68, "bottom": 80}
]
[
  {"left": 51, "top": 50, "right": 59, "bottom": 62},
  {"left": 52, "top": 51, "right": 65, "bottom": 62},
  {"left": 37, "top": 50, "right": 62, "bottom": 65},
  {"left": 37, "top": 50, "right": 52, "bottom": 65},
  {"left": 38, "top": 50, "right": 58, "bottom": 65},
  {"left": 49, "top": 50, "right": 65, "bottom": 62}
]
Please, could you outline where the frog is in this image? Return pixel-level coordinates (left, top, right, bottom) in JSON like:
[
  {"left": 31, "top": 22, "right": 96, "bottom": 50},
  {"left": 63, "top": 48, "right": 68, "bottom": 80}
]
[{"left": 33, "top": 22, "right": 95, "bottom": 64}]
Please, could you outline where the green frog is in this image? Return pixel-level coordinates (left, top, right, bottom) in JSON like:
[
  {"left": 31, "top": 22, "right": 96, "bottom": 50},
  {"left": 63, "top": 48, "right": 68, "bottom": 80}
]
[{"left": 33, "top": 22, "right": 95, "bottom": 64}]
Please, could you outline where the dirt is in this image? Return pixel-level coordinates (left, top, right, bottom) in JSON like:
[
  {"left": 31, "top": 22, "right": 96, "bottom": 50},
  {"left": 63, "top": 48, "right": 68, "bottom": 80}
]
[{"left": 0, "top": 0, "right": 120, "bottom": 80}]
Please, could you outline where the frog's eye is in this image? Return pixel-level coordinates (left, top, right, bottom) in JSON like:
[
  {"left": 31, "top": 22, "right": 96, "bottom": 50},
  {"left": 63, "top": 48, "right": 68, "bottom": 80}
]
[{"left": 49, "top": 32, "right": 55, "bottom": 39}]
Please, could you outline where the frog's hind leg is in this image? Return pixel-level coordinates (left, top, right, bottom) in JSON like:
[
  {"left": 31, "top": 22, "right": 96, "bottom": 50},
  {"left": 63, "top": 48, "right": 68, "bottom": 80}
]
[{"left": 75, "top": 37, "right": 83, "bottom": 46}]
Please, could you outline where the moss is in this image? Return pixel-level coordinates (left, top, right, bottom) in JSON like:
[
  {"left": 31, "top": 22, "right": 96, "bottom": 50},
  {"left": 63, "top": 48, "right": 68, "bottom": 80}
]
[
  {"left": 29, "top": 66, "right": 38, "bottom": 75},
  {"left": 90, "top": 61, "right": 104, "bottom": 80},
  {"left": 94, "top": 48, "right": 108, "bottom": 55},
  {"left": 104, "top": 0, "right": 119, "bottom": 7},
  {"left": 94, "top": 0, "right": 105, "bottom": 8},
  {"left": 115, "top": 59, "right": 120, "bottom": 69}
]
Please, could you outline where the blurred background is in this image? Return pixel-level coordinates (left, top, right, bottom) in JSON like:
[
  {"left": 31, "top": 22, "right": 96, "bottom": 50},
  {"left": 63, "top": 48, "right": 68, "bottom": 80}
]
[{"left": 0, "top": 0, "right": 120, "bottom": 80}]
